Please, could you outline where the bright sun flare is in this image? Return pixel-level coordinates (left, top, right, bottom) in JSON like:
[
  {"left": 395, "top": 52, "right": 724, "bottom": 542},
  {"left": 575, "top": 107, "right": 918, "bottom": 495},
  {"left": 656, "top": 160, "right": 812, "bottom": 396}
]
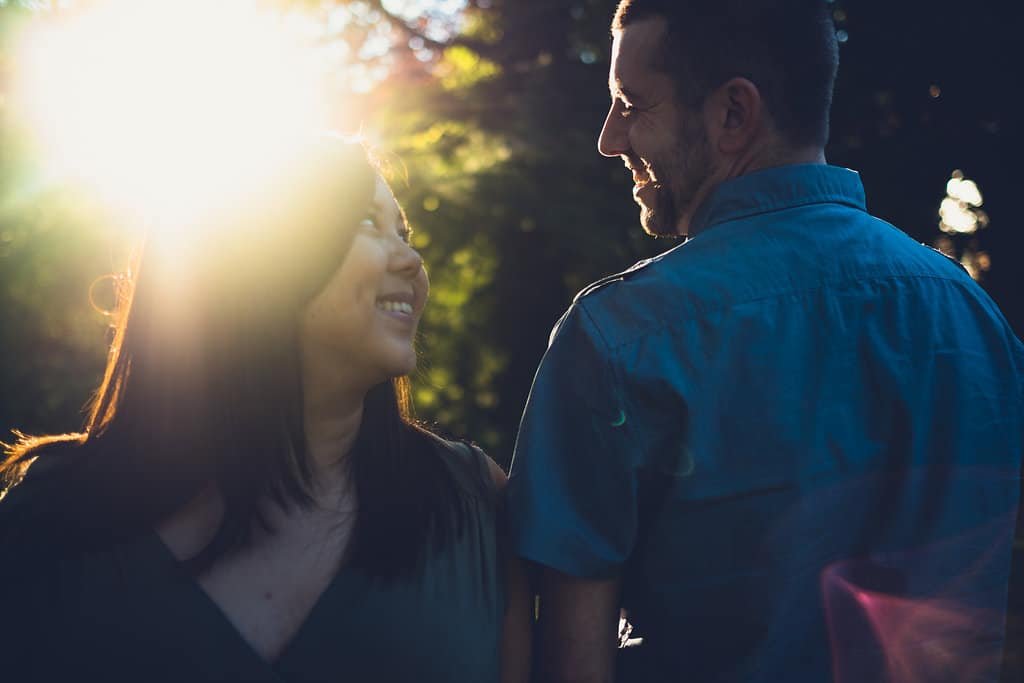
[{"left": 11, "top": 0, "right": 331, "bottom": 226}]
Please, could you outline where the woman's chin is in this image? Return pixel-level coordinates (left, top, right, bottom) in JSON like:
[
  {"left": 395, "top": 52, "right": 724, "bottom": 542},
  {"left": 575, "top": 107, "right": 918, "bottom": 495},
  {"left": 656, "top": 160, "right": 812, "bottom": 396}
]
[{"left": 379, "top": 348, "right": 418, "bottom": 381}]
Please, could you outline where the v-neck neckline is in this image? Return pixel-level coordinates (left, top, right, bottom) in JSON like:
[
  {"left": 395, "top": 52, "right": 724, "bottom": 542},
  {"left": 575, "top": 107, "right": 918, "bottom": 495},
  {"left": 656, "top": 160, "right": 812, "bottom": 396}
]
[{"left": 142, "top": 529, "right": 352, "bottom": 676}]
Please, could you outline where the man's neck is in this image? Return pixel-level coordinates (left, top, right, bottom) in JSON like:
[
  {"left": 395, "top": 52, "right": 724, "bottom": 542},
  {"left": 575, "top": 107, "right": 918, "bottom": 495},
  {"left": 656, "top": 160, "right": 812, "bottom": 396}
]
[
  {"left": 728, "top": 144, "right": 826, "bottom": 178},
  {"left": 676, "top": 144, "right": 826, "bottom": 235}
]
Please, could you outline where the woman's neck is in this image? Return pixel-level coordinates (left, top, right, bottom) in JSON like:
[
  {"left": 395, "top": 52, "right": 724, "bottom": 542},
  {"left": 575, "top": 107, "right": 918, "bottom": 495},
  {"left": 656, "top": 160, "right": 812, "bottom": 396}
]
[
  {"left": 298, "top": 338, "right": 371, "bottom": 496},
  {"left": 301, "top": 380, "right": 364, "bottom": 485}
]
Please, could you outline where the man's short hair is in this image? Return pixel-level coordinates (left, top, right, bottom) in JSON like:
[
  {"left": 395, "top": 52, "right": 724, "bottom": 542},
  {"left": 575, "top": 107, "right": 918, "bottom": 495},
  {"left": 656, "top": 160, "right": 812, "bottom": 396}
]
[{"left": 613, "top": 0, "right": 839, "bottom": 148}]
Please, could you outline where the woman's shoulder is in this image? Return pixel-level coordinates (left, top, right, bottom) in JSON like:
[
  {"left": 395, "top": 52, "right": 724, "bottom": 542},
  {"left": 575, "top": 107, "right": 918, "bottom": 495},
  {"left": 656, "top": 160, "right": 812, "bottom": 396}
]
[
  {"left": 412, "top": 426, "right": 507, "bottom": 502},
  {"left": 1, "top": 465, "right": 132, "bottom": 680},
  {"left": 0, "top": 456, "right": 85, "bottom": 645},
  {"left": 1, "top": 477, "right": 71, "bottom": 596},
  {"left": 0, "top": 446, "right": 120, "bottom": 597},
  {"left": 0, "top": 444, "right": 84, "bottom": 544}
]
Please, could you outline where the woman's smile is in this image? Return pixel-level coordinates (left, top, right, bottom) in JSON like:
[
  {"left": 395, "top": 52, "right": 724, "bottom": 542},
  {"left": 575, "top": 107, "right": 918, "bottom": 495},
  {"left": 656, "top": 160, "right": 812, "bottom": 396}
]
[{"left": 375, "top": 292, "right": 417, "bottom": 321}]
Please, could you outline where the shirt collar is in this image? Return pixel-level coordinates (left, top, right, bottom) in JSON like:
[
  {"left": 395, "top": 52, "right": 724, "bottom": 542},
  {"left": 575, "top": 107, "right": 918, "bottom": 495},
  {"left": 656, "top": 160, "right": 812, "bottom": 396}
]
[{"left": 687, "top": 164, "right": 867, "bottom": 238}]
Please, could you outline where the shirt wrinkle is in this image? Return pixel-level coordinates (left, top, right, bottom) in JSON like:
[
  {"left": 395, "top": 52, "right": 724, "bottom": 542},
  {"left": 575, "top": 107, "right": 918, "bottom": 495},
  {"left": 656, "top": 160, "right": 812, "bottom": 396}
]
[{"left": 591, "top": 271, "right": 988, "bottom": 354}]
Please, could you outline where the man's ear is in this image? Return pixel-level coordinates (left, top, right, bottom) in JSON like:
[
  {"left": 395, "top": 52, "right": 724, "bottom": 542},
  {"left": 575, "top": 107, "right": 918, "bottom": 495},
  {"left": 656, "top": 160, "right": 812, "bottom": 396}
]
[{"left": 703, "top": 77, "right": 764, "bottom": 156}]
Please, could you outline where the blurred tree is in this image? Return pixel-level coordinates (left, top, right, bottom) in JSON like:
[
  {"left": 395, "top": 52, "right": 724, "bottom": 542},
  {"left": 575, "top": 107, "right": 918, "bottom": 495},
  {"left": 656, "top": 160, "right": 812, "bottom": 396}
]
[
  {"left": 0, "top": 0, "right": 1019, "bottom": 466},
  {"left": 0, "top": 3, "right": 121, "bottom": 437},
  {"left": 365, "top": 0, "right": 665, "bottom": 460},
  {"left": 354, "top": 0, "right": 1023, "bottom": 467}
]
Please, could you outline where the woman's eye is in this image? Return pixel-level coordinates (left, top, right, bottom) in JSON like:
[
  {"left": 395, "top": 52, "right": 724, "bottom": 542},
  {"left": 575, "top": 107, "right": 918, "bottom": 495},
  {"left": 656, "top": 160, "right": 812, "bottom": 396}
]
[{"left": 361, "top": 213, "right": 410, "bottom": 242}]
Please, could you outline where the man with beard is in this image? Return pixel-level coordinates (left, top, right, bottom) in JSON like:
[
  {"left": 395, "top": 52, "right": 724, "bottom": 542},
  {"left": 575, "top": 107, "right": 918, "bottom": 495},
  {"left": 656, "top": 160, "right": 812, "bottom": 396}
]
[{"left": 506, "top": 1, "right": 1024, "bottom": 682}]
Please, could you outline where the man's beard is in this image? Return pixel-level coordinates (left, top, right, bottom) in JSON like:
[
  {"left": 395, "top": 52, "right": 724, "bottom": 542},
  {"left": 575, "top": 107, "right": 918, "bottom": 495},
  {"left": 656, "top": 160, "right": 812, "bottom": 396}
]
[
  {"left": 638, "top": 123, "right": 713, "bottom": 237},
  {"left": 639, "top": 187, "right": 678, "bottom": 237}
]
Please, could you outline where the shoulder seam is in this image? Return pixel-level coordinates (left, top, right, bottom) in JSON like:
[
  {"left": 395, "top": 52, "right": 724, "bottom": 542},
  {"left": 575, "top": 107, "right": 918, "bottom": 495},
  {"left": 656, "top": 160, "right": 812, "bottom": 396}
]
[
  {"left": 573, "top": 254, "right": 668, "bottom": 303},
  {"left": 601, "top": 271, "right": 983, "bottom": 353},
  {"left": 576, "top": 299, "right": 614, "bottom": 355}
]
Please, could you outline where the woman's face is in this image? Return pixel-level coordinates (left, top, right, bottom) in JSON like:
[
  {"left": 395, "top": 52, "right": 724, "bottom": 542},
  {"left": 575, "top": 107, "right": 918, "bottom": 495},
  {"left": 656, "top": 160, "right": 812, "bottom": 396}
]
[{"left": 300, "top": 176, "right": 428, "bottom": 388}]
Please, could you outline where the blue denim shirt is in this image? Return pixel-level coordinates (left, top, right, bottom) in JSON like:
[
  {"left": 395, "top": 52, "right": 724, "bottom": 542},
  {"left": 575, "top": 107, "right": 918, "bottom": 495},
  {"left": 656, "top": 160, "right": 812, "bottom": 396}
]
[{"left": 508, "top": 164, "right": 1024, "bottom": 682}]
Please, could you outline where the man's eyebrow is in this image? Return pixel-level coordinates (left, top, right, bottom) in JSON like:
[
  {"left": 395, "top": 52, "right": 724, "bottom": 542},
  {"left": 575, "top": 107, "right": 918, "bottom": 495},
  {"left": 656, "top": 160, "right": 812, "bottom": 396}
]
[{"left": 609, "top": 77, "right": 638, "bottom": 103}]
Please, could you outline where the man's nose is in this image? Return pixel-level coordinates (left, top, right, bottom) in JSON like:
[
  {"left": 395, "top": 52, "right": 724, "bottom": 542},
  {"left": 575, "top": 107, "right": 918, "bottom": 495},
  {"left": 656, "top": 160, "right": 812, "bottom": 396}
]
[{"left": 598, "top": 105, "right": 628, "bottom": 157}]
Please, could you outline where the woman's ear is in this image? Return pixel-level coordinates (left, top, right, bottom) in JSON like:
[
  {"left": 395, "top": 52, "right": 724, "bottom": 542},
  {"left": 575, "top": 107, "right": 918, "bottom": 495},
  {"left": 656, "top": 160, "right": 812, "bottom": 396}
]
[{"left": 703, "top": 77, "right": 764, "bottom": 157}]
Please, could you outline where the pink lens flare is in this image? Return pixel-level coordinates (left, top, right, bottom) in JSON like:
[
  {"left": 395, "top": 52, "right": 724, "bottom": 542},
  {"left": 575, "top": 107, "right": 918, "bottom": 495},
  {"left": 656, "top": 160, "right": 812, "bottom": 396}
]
[{"left": 821, "top": 515, "right": 1015, "bottom": 683}]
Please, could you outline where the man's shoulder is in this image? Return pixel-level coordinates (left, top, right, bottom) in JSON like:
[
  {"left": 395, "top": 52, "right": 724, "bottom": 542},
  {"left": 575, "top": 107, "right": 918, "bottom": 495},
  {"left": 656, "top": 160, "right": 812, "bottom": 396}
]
[
  {"left": 563, "top": 241, "right": 728, "bottom": 351},
  {"left": 565, "top": 206, "right": 993, "bottom": 351},
  {"left": 573, "top": 253, "right": 666, "bottom": 303}
]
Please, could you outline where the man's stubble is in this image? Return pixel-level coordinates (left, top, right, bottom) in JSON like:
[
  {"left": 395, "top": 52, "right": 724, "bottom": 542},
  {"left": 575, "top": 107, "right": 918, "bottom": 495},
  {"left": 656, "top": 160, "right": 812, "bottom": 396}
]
[{"left": 641, "top": 118, "right": 715, "bottom": 238}]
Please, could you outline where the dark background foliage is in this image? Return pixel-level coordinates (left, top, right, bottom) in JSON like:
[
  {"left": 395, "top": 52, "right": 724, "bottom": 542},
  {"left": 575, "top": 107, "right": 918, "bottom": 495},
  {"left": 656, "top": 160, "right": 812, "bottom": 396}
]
[{"left": 1, "top": 0, "right": 1018, "bottom": 462}]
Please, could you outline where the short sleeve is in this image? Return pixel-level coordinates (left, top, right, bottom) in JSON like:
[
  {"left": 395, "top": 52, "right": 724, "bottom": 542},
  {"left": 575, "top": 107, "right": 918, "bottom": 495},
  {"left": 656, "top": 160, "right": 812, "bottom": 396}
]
[{"left": 506, "top": 302, "right": 639, "bottom": 579}]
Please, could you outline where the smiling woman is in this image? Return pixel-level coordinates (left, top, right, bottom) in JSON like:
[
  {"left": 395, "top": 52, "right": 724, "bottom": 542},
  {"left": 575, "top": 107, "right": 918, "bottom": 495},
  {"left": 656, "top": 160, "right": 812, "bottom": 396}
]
[
  {"left": 300, "top": 177, "right": 429, "bottom": 393},
  {"left": 0, "top": 134, "right": 529, "bottom": 681}
]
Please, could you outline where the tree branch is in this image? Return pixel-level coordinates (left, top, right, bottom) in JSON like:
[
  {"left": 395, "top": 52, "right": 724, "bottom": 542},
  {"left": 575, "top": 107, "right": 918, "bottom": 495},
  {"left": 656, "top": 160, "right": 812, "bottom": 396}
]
[{"left": 362, "top": 0, "right": 504, "bottom": 62}]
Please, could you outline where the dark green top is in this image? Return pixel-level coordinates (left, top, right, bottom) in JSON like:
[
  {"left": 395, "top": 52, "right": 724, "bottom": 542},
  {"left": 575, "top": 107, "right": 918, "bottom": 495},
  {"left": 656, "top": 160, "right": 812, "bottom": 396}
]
[{"left": 0, "top": 440, "right": 503, "bottom": 682}]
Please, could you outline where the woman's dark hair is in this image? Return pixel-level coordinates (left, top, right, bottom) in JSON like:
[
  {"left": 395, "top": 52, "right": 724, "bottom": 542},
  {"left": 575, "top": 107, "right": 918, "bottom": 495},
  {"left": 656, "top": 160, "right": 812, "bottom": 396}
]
[
  {"left": 613, "top": 0, "right": 840, "bottom": 148},
  {"left": 1, "top": 137, "right": 470, "bottom": 579}
]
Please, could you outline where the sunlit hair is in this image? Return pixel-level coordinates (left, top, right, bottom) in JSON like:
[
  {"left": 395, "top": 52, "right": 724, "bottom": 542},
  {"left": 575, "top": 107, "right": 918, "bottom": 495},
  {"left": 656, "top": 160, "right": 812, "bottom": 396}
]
[
  {"left": 613, "top": 0, "right": 840, "bottom": 148},
  {"left": 1, "top": 137, "right": 472, "bottom": 578}
]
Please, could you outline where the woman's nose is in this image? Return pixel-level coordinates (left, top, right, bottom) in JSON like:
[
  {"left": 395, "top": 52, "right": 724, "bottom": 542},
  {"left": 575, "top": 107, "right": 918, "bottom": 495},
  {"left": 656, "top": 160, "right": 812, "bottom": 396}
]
[{"left": 390, "top": 240, "right": 423, "bottom": 278}]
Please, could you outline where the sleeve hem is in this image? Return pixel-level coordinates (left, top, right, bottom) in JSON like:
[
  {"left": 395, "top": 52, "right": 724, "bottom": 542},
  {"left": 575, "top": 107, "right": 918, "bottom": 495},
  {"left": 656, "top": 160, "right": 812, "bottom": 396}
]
[{"left": 509, "top": 533, "right": 623, "bottom": 581}]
